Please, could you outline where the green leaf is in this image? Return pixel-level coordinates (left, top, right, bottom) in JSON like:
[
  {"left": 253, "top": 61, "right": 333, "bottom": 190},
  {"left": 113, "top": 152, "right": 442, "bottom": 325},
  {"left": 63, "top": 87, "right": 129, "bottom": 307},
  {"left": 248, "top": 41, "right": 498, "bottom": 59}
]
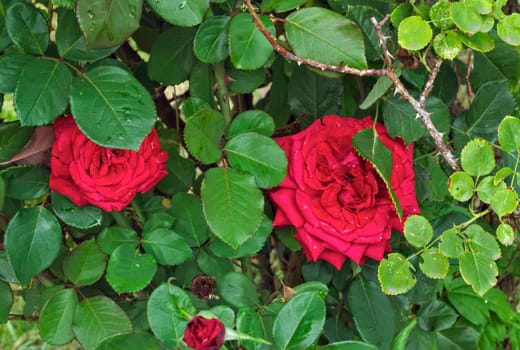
[
  {"left": 491, "top": 188, "right": 518, "bottom": 218},
  {"left": 143, "top": 212, "right": 175, "bottom": 232},
  {"left": 76, "top": 0, "right": 142, "bottom": 49},
  {"left": 106, "top": 244, "right": 157, "bottom": 293},
  {"left": 93, "top": 332, "right": 159, "bottom": 350},
  {"left": 404, "top": 215, "right": 433, "bottom": 248},
  {"left": 460, "top": 139, "right": 495, "bottom": 177},
  {"left": 360, "top": 75, "right": 393, "bottom": 110},
  {"left": 210, "top": 216, "right": 272, "bottom": 259},
  {"left": 417, "top": 300, "right": 457, "bottom": 331},
  {"left": 353, "top": 128, "right": 402, "bottom": 218},
  {"left": 39, "top": 289, "right": 78, "bottom": 345},
  {"left": 285, "top": 7, "right": 367, "bottom": 69},
  {"left": 273, "top": 292, "right": 326, "bottom": 350},
  {"left": 142, "top": 228, "right": 192, "bottom": 266},
  {"left": 390, "top": 3, "right": 412, "bottom": 28},
  {"left": 465, "top": 81, "right": 515, "bottom": 140},
  {"left": 448, "top": 172, "right": 474, "bottom": 202},
  {"left": 419, "top": 248, "right": 449, "bottom": 279},
  {"left": 5, "top": 2, "right": 48, "bottom": 54},
  {"left": 348, "top": 278, "right": 396, "bottom": 349},
  {"left": 0, "top": 281, "right": 12, "bottom": 323},
  {"left": 459, "top": 252, "right": 498, "bottom": 296},
  {"left": 446, "top": 281, "right": 489, "bottom": 325},
  {"left": 498, "top": 116, "right": 520, "bottom": 152},
  {"left": 465, "top": 224, "right": 501, "bottom": 260},
  {"left": 497, "top": 223, "right": 514, "bottom": 246},
  {"left": 218, "top": 272, "right": 259, "bottom": 308},
  {"left": 157, "top": 152, "right": 196, "bottom": 196},
  {"left": 430, "top": 0, "right": 454, "bottom": 30},
  {"left": 471, "top": 42, "right": 520, "bottom": 88},
  {"left": 97, "top": 226, "right": 138, "bottom": 254},
  {"left": 73, "top": 296, "right": 132, "bottom": 350},
  {"left": 433, "top": 31, "right": 462, "bottom": 60},
  {"left": 170, "top": 193, "right": 210, "bottom": 247},
  {"left": 439, "top": 229, "right": 464, "bottom": 258},
  {"left": 450, "top": 2, "right": 483, "bottom": 34},
  {"left": 498, "top": 13, "right": 520, "bottom": 46},
  {"left": 398, "top": 16, "right": 432, "bottom": 51},
  {"left": 193, "top": 16, "right": 229, "bottom": 63},
  {"left": 271, "top": 0, "right": 307, "bottom": 12},
  {"left": 437, "top": 326, "right": 480, "bottom": 349},
  {"left": 0, "top": 165, "right": 49, "bottom": 200},
  {"left": 63, "top": 240, "right": 106, "bottom": 287},
  {"left": 201, "top": 167, "right": 264, "bottom": 249},
  {"left": 15, "top": 58, "right": 72, "bottom": 126},
  {"left": 71, "top": 65, "right": 156, "bottom": 150},
  {"left": 225, "top": 132, "right": 287, "bottom": 188},
  {"left": 184, "top": 109, "right": 226, "bottom": 164},
  {"left": 236, "top": 307, "right": 267, "bottom": 350},
  {"left": 458, "top": 32, "right": 495, "bottom": 53},
  {"left": 51, "top": 192, "right": 104, "bottom": 230},
  {"left": 390, "top": 319, "right": 417, "bottom": 350},
  {"left": 145, "top": 0, "right": 209, "bottom": 27},
  {"left": 228, "top": 67, "right": 267, "bottom": 94},
  {"left": 378, "top": 253, "right": 416, "bottom": 295},
  {"left": 476, "top": 176, "right": 506, "bottom": 204},
  {"left": 0, "top": 122, "right": 34, "bottom": 163},
  {"left": 229, "top": 13, "right": 275, "bottom": 70},
  {"left": 346, "top": 6, "right": 385, "bottom": 61},
  {"left": 148, "top": 27, "right": 196, "bottom": 85},
  {"left": 227, "top": 110, "right": 275, "bottom": 138},
  {"left": 5, "top": 207, "right": 62, "bottom": 285},
  {"left": 197, "top": 248, "right": 233, "bottom": 281},
  {"left": 147, "top": 283, "right": 195, "bottom": 348},
  {"left": 319, "top": 341, "right": 379, "bottom": 350},
  {"left": 0, "top": 54, "right": 35, "bottom": 93},
  {"left": 56, "top": 9, "right": 117, "bottom": 62}
]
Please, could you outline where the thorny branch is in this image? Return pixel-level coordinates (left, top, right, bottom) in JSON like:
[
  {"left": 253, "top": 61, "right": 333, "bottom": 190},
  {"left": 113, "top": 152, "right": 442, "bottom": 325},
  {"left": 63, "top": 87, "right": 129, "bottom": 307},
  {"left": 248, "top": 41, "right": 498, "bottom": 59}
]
[{"left": 243, "top": 0, "right": 461, "bottom": 171}]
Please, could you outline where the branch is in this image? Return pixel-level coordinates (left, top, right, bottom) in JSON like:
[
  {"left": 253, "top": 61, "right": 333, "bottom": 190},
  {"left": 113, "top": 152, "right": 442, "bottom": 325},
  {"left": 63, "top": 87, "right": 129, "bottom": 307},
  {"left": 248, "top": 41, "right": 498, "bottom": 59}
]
[
  {"left": 371, "top": 17, "right": 460, "bottom": 172},
  {"left": 243, "top": 0, "right": 386, "bottom": 77}
]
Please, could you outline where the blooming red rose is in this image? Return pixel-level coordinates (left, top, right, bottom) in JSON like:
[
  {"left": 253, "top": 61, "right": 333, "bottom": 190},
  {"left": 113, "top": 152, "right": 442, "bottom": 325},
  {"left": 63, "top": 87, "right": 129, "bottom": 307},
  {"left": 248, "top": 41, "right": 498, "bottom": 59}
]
[
  {"left": 268, "top": 115, "right": 419, "bottom": 269},
  {"left": 50, "top": 116, "right": 168, "bottom": 212},
  {"left": 183, "top": 315, "right": 226, "bottom": 350}
]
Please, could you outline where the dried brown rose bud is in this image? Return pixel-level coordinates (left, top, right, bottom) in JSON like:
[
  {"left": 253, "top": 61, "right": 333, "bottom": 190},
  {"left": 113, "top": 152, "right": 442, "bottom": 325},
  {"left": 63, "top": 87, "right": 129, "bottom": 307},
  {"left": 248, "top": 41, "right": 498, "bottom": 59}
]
[{"left": 190, "top": 274, "right": 215, "bottom": 299}]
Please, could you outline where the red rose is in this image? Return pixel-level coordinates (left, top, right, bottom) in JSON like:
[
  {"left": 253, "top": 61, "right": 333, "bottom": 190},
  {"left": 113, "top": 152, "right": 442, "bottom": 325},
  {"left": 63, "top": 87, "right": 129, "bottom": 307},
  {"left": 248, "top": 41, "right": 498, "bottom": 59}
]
[
  {"left": 268, "top": 116, "right": 419, "bottom": 269},
  {"left": 50, "top": 116, "right": 168, "bottom": 212},
  {"left": 183, "top": 316, "right": 226, "bottom": 350}
]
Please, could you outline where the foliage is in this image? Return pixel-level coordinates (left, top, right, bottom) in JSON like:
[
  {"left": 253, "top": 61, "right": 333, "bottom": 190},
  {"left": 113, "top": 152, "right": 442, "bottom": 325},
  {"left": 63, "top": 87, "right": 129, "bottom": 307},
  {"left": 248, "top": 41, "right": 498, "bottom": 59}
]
[{"left": 0, "top": 0, "right": 519, "bottom": 349}]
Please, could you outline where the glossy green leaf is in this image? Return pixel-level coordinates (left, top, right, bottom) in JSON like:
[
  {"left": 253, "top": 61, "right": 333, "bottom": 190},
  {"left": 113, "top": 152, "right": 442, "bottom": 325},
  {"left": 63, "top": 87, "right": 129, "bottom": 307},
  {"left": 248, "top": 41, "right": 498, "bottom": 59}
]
[
  {"left": 498, "top": 116, "right": 520, "bottom": 152},
  {"left": 271, "top": 0, "right": 307, "bottom": 12},
  {"left": 184, "top": 109, "right": 225, "bottom": 164},
  {"left": 227, "top": 110, "right": 275, "bottom": 138},
  {"left": 201, "top": 167, "right": 264, "bottom": 249},
  {"left": 417, "top": 300, "right": 457, "bottom": 331},
  {"left": 0, "top": 122, "right": 34, "bottom": 163},
  {"left": 236, "top": 307, "right": 267, "bottom": 350},
  {"left": 73, "top": 296, "right": 132, "bottom": 350},
  {"left": 404, "top": 215, "right": 433, "bottom": 248},
  {"left": 170, "top": 193, "right": 209, "bottom": 247},
  {"left": 63, "top": 240, "right": 106, "bottom": 287},
  {"left": 76, "top": 0, "right": 142, "bottom": 49},
  {"left": 193, "top": 16, "right": 229, "bottom": 63},
  {"left": 0, "top": 281, "right": 12, "bottom": 323},
  {"left": 56, "top": 9, "right": 117, "bottom": 62},
  {"left": 319, "top": 341, "right": 379, "bottom": 350},
  {"left": 97, "top": 226, "right": 138, "bottom": 254},
  {"left": 93, "top": 332, "right": 159, "bottom": 350},
  {"left": 142, "top": 228, "right": 192, "bottom": 266},
  {"left": 0, "top": 54, "right": 35, "bottom": 93},
  {"left": 439, "top": 228, "right": 464, "bottom": 258},
  {"left": 390, "top": 3, "right": 412, "bottom": 28},
  {"left": 229, "top": 13, "right": 274, "bottom": 70},
  {"left": 390, "top": 319, "right": 417, "bottom": 350},
  {"left": 446, "top": 281, "right": 489, "bottom": 325},
  {"left": 460, "top": 139, "right": 495, "bottom": 176},
  {"left": 197, "top": 248, "right": 233, "bottom": 281},
  {"left": 448, "top": 172, "right": 474, "bottom": 202},
  {"left": 39, "top": 289, "right": 78, "bottom": 345},
  {"left": 497, "top": 223, "right": 514, "bottom": 246},
  {"left": 285, "top": 7, "right": 367, "bottom": 69},
  {"left": 51, "top": 192, "right": 104, "bottom": 230},
  {"left": 458, "top": 32, "right": 495, "bottom": 52},
  {"left": 218, "top": 272, "right": 259, "bottom": 308},
  {"left": 225, "top": 132, "right": 287, "bottom": 188},
  {"left": 346, "top": 6, "right": 385, "bottom": 61},
  {"left": 145, "top": 0, "right": 209, "bottom": 27},
  {"left": 157, "top": 152, "right": 196, "bottom": 196},
  {"left": 491, "top": 188, "right": 518, "bottom": 218},
  {"left": 15, "top": 58, "right": 72, "bottom": 126},
  {"left": 5, "top": 2, "right": 48, "bottom": 54},
  {"left": 0, "top": 165, "right": 49, "bottom": 200},
  {"left": 147, "top": 283, "right": 195, "bottom": 348},
  {"left": 353, "top": 128, "right": 402, "bottom": 218},
  {"left": 430, "top": 0, "right": 454, "bottom": 30},
  {"left": 5, "top": 207, "right": 62, "bottom": 285},
  {"left": 148, "top": 27, "right": 196, "bottom": 85},
  {"left": 419, "top": 249, "right": 449, "bottom": 279},
  {"left": 476, "top": 176, "right": 506, "bottom": 204},
  {"left": 360, "top": 76, "right": 393, "bottom": 110},
  {"left": 348, "top": 278, "right": 396, "bottom": 348},
  {"left": 106, "top": 244, "right": 157, "bottom": 293},
  {"left": 71, "top": 65, "right": 156, "bottom": 150},
  {"left": 450, "top": 2, "right": 483, "bottom": 34},
  {"left": 433, "top": 31, "right": 461, "bottom": 60},
  {"left": 273, "top": 292, "right": 326, "bottom": 350},
  {"left": 228, "top": 68, "right": 266, "bottom": 93},
  {"left": 459, "top": 252, "right": 498, "bottom": 296},
  {"left": 498, "top": 13, "right": 520, "bottom": 46},
  {"left": 378, "top": 253, "right": 416, "bottom": 295},
  {"left": 398, "top": 16, "right": 432, "bottom": 51},
  {"left": 465, "top": 224, "right": 501, "bottom": 260}
]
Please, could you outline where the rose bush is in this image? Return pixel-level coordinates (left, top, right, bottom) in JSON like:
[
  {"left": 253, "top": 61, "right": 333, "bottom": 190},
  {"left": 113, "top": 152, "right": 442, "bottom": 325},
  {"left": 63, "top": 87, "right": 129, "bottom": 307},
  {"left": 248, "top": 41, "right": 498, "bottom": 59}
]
[
  {"left": 183, "top": 315, "right": 226, "bottom": 350},
  {"left": 50, "top": 116, "right": 168, "bottom": 211},
  {"left": 269, "top": 116, "right": 419, "bottom": 269}
]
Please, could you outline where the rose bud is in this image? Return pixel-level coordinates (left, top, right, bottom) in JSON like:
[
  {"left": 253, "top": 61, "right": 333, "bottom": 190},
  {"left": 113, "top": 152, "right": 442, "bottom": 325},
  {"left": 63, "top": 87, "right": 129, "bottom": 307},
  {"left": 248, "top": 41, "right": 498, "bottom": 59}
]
[{"left": 183, "top": 315, "right": 226, "bottom": 350}]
